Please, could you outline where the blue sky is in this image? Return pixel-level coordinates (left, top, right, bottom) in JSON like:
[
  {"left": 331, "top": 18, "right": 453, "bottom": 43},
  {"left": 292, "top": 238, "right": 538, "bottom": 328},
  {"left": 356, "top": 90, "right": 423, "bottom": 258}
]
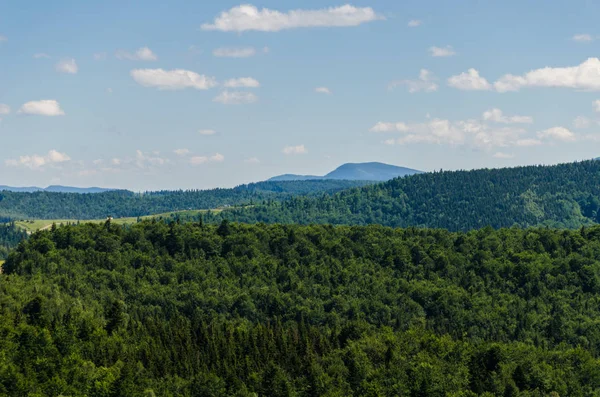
[{"left": 1, "top": 0, "right": 600, "bottom": 190}]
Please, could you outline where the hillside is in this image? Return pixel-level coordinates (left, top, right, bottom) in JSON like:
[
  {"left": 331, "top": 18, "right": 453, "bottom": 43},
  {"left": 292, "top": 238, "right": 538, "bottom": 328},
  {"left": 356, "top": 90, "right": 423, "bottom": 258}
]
[
  {"left": 2, "top": 221, "right": 600, "bottom": 395},
  {"left": 0, "top": 179, "right": 373, "bottom": 220},
  {"left": 211, "top": 160, "right": 600, "bottom": 231},
  {"left": 268, "top": 162, "right": 422, "bottom": 181}
]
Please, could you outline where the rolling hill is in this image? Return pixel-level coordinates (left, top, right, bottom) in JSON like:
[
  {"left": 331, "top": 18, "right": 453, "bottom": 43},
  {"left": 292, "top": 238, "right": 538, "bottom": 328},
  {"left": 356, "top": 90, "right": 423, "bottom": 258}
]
[
  {"left": 268, "top": 162, "right": 422, "bottom": 181},
  {"left": 211, "top": 160, "right": 600, "bottom": 231}
]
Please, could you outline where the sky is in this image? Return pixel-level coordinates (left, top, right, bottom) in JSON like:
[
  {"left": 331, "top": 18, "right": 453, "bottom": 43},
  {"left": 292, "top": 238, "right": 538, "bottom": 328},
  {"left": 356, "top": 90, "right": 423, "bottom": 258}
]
[{"left": 1, "top": 0, "right": 600, "bottom": 191}]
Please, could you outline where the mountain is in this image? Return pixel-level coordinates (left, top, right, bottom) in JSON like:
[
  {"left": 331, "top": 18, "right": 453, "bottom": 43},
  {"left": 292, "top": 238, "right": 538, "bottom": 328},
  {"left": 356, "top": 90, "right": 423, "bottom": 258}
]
[
  {"left": 268, "top": 162, "right": 422, "bottom": 182},
  {"left": 209, "top": 160, "right": 600, "bottom": 231},
  {"left": 0, "top": 185, "right": 115, "bottom": 194}
]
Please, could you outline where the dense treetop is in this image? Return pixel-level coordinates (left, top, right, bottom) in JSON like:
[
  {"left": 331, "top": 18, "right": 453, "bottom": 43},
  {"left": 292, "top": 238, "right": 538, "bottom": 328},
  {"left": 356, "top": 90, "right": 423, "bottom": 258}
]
[{"left": 2, "top": 221, "right": 600, "bottom": 395}]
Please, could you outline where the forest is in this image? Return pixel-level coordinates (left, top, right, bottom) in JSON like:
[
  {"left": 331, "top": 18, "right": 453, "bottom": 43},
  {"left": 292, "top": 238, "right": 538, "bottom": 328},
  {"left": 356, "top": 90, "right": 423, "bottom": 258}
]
[
  {"left": 2, "top": 220, "right": 600, "bottom": 396},
  {"left": 0, "top": 179, "right": 371, "bottom": 220},
  {"left": 207, "top": 160, "right": 600, "bottom": 231},
  {"left": 0, "top": 222, "right": 27, "bottom": 260}
]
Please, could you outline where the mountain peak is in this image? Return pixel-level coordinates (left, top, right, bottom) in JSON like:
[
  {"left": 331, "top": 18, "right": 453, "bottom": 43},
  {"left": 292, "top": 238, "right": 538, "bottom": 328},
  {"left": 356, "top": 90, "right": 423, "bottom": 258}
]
[{"left": 268, "top": 162, "right": 422, "bottom": 182}]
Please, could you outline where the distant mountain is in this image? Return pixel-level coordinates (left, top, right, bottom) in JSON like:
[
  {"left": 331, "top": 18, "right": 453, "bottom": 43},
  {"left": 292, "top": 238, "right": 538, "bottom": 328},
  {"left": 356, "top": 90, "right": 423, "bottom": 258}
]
[
  {"left": 268, "top": 162, "right": 422, "bottom": 182},
  {"left": 0, "top": 185, "right": 115, "bottom": 194}
]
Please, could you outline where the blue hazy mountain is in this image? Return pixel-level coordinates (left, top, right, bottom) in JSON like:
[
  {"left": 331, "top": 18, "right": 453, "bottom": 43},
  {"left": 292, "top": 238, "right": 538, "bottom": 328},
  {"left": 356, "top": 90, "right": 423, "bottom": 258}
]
[
  {"left": 0, "top": 185, "right": 115, "bottom": 193},
  {"left": 268, "top": 162, "right": 422, "bottom": 182}
]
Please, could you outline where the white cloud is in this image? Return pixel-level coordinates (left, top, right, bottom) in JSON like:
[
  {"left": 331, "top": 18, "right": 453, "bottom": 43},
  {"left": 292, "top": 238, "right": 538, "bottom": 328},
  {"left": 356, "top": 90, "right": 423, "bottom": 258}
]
[
  {"left": 408, "top": 19, "right": 421, "bottom": 27},
  {"left": 594, "top": 100, "right": 600, "bottom": 112},
  {"left": 33, "top": 53, "right": 50, "bottom": 59},
  {"left": 213, "top": 47, "right": 256, "bottom": 58},
  {"left": 199, "top": 129, "right": 216, "bottom": 135},
  {"left": 135, "top": 150, "right": 168, "bottom": 169},
  {"left": 494, "top": 58, "right": 600, "bottom": 92},
  {"left": 493, "top": 152, "right": 515, "bottom": 159},
  {"left": 573, "top": 34, "right": 593, "bottom": 42},
  {"left": 389, "top": 69, "right": 438, "bottom": 93},
  {"left": 174, "top": 149, "right": 190, "bottom": 156},
  {"left": 5, "top": 150, "right": 70, "bottom": 170},
  {"left": 315, "top": 87, "right": 332, "bottom": 94},
  {"left": 448, "top": 69, "right": 492, "bottom": 91},
  {"left": 93, "top": 52, "right": 107, "bottom": 60},
  {"left": 371, "top": 117, "right": 529, "bottom": 149},
  {"left": 56, "top": 58, "right": 78, "bottom": 74},
  {"left": 0, "top": 104, "right": 10, "bottom": 115},
  {"left": 573, "top": 116, "right": 591, "bottom": 129},
  {"left": 369, "top": 122, "right": 409, "bottom": 133},
  {"left": 537, "top": 126, "right": 576, "bottom": 142},
  {"left": 116, "top": 47, "right": 157, "bottom": 61},
  {"left": 131, "top": 69, "right": 217, "bottom": 90},
  {"left": 482, "top": 108, "right": 533, "bottom": 124},
  {"left": 213, "top": 91, "right": 258, "bottom": 105},
  {"left": 201, "top": 4, "right": 382, "bottom": 32},
  {"left": 245, "top": 157, "right": 260, "bottom": 164},
  {"left": 224, "top": 77, "right": 260, "bottom": 88},
  {"left": 282, "top": 144, "right": 307, "bottom": 155},
  {"left": 190, "top": 153, "right": 225, "bottom": 165},
  {"left": 18, "top": 100, "right": 65, "bottom": 116},
  {"left": 429, "top": 45, "right": 456, "bottom": 57}
]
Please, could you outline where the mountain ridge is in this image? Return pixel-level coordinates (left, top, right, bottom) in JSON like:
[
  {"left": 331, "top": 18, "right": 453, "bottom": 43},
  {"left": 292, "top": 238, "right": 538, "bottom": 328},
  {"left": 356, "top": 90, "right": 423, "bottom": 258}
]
[
  {"left": 268, "top": 161, "right": 422, "bottom": 182},
  {"left": 0, "top": 185, "right": 116, "bottom": 194}
]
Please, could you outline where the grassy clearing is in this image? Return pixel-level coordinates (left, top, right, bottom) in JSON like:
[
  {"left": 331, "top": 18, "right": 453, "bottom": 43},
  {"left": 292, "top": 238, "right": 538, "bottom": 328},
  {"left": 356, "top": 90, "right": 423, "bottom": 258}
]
[{"left": 13, "top": 209, "right": 224, "bottom": 233}]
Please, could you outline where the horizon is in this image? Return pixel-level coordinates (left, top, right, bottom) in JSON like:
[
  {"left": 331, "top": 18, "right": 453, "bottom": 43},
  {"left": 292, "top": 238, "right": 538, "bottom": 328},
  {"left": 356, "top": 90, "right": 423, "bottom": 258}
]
[{"left": 2, "top": 1, "right": 600, "bottom": 190}]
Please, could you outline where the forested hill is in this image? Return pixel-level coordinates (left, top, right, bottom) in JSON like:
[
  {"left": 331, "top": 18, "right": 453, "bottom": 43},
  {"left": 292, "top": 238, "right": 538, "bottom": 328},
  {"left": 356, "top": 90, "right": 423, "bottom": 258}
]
[
  {"left": 0, "top": 179, "right": 372, "bottom": 220},
  {"left": 209, "top": 160, "right": 600, "bottom": 231},
  {"left": 3, "top": 221, "right": 600, "bottom": 395}
]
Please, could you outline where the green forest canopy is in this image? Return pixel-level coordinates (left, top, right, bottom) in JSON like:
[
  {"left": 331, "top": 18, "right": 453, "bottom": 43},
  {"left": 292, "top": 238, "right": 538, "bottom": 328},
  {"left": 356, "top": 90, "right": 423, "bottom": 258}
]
[{"left": 2, "top": 221, "right": 600, "bottom": 396}]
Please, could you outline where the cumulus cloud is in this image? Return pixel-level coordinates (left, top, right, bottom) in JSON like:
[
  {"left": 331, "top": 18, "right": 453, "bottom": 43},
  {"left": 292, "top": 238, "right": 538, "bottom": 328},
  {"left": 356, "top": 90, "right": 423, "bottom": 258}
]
[
  {"left": 0, "top": 104, "right": 10, "bottom": 115},
  {"left": 190, "top": 153, "right": 225, "bottom": 165},
  {"left": 573, "top": 34, "right": 593, "bottom": 42},
  {"left": 201, "top": 4, "right": 382, "bottom": 32},
  {"left": 116, "top": 47, "right": 157, "bottom": 61},
  {"left": 448, "top": 69, "right": 492, "bottom": 91},
  {"left": 135, "top": 150, "right": 168, "bottom": 169},
  {"left": 315, "top": 87, "right": 332, "bottom": 94},
  {"left": 389, "top": 69, "right": 438, "bottom": 93},
  {"left": 594, "top": 100, "right": 600, "bottom": 112},
  {"left": 371, "top": 117, "right": 531, "bottom": 149},
  {"left": 369, "top": 122, "right": 409, "bottom": 133},
  {"left": 408, "top": 19, "right": 421, "bottom": 27},
  {"left": 56, "top": 58, "right": 78, "bottom": 74},
  {"left": 537, "top": 127, "right": 576, "bottom": 142},
  {"left": 213, "top": 47, "right": 256, "bottom": 58},
  {"left": 282, "top": 145, "right": 307, "bottom": 155},
  {"left": 493, "top": 152, "right": 515, "bottom": 159},
  {"left": 18, "top": 100, "right": 65, "bottom": 116},
  {"left": 213, "top": 91, "right": 258, "bottom": 105},
  {"left": 199, "top": 129, "right": 216, "bottom": 135},
  {"left": 494, "top": 58, "right": 600, "bottom": 92},
  {"left": 131, "top": 69, "right": 217, "bottom": 90},
  {"left": 482, "top": 108, "right": 533, "bottom": 124},
  {"left": 173, "top": 149, "right": 190, "bottom": 156},
  {"left": 573, "top": 116, "right": 592, "bottom": 129},
  {"left": 429, "top": 46, "right": 456, "bottom": 57},
  {"left": 223, "top": 77, "right": 260, "bottom": 88},
  {"left": 5, "top": 150, "right": 70, "bottom": 170}
]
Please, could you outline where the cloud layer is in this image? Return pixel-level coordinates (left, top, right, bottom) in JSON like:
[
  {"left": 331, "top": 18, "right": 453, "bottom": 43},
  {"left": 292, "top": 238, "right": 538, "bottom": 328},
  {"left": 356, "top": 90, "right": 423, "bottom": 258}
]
[
  {"left": 131, "top": 69, "right": 217, "bottom": 90},
  {"left": 5, "top": 150, "right": 70, "bottom": 170},
  {"left": 201, "top": 4, "right": 382, "bottom": 32}
]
